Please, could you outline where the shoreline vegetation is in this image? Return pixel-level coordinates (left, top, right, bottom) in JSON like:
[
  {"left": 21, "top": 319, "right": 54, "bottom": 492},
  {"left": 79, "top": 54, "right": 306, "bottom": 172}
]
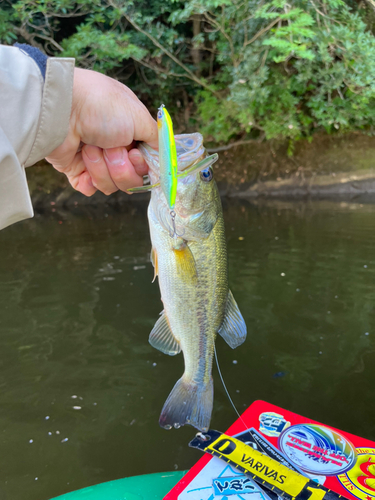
[{"left": 2, "top": 0, "right": 375, "bottom": 201}]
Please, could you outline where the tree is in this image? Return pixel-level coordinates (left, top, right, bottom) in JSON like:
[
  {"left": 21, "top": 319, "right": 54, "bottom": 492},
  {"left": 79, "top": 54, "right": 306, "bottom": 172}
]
[{"left": 1, "top": 0, "right": 375, "bottom": 147}]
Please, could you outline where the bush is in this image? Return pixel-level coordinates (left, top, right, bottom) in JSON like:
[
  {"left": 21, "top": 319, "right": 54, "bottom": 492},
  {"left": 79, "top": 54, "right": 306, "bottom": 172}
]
[{"left": 1, "top": 0, "right": 375, "bottom": 145}]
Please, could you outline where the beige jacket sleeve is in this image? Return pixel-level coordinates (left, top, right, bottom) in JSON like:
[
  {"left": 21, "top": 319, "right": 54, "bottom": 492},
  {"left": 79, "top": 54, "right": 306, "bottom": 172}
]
[{"left": 0, "top": 45, "right": 75, "bottom": 230}]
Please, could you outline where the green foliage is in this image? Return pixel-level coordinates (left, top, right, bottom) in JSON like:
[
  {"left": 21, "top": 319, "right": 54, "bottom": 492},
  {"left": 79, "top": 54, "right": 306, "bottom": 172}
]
[
  {"left": 0, "top": 8, "right": 17, "bottom": 44},
  {"left": 194, "top": 91, "right": 243, "bottom": 142},
  {"left": 60, "top": 25, "right": 147, "bottom": 72},
  {"left": 189, "top": 0, "right": 375, "bottom": 142},
  {"left": 1, "top": 0, "right": 375, "bottom": 144}
]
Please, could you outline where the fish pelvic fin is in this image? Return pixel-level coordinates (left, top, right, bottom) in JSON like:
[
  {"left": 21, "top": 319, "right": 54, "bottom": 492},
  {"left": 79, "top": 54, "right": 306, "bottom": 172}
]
[
  {"left": 218, "top": 290, "right": 247, "bottom": 349},
  {"left": 149, "top": 311, "right": 181, "bottom": 356},
  {"left": 159, "top": 376, "right": 213, "bottom": 432},
  {"left": 172, "top": 241, "right": 197, "bottom": 284},
  {"left": 151, "top": 247, "right": 158, "bottom": 283}
]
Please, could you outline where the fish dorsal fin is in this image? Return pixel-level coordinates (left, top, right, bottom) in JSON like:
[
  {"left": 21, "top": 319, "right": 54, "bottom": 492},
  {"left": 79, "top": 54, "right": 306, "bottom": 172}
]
[
  {"left": 218, "top": 290, "right": 247, "bottom": 349},
  {"left": 149, "top": 311, "right": 181, "bottom": 356},
  {"left": 172, "top": 240, "right": 198, "bottom": 284},
  {"left": 151, "top": 247, "right": 158, "bottom": 283}
]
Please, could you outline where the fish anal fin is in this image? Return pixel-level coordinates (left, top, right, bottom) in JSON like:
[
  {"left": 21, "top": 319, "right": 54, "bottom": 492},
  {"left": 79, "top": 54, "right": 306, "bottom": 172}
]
[
  {"left": 172, "top": 241, "right": 197, "bottom": 284},
  {"left": 149, "top": 311, "right": 181, "bottom": 356},
  {"left": 218, "top": 290, "right": 247, "bottom": 349},
  {"left": 151, "top": 247, "right": 158, "bottom": 283}
]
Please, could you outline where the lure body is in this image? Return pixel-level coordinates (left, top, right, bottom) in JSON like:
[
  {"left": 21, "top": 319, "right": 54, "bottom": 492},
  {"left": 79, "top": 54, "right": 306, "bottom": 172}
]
[
  {"left": 157, "top": 105, "right": 178, "bottom": 210},
  {"left": 128, "top": 105, "right": 219, "bottom": 197}
]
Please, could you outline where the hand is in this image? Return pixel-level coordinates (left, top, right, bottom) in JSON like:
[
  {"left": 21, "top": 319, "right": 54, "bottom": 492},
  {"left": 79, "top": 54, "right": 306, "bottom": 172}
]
[{"left": 46, "top": 68, "right": 158, "bottom": 196}]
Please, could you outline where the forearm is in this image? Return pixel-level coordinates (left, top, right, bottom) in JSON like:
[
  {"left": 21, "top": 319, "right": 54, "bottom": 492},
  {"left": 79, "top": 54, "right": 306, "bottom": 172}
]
[{"left": 0, "top": 44, "right": 74, "bottom": 230}]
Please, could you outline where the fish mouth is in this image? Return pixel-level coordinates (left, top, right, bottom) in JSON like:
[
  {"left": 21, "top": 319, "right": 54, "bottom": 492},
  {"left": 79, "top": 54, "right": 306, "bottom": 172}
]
[
  {"left": 139, "top": 133, "right": 212, "bottom": 238},
  {"left": 138, "top": 133, "right": 206, "bottom": 181}
]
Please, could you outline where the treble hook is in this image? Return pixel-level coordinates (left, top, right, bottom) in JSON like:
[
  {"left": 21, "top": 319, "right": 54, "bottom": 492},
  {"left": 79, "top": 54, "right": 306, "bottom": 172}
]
[{"left": 169, "top": 210, "right": 184, "bottom": 238}]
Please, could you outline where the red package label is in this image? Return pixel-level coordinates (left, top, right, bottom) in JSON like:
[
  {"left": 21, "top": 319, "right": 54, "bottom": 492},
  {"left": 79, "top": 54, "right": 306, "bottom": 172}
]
[{"left": 165, "top": 400, "right": 375, "bottom": 500}]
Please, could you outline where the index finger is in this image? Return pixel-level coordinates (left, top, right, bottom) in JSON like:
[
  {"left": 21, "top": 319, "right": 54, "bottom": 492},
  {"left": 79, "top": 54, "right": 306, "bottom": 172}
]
[
  {"left": 118, "top": 84, "right": 158, "bottom": 149},
  {"left": 131, "top": 100, "right": 158, "bottom": 150}
]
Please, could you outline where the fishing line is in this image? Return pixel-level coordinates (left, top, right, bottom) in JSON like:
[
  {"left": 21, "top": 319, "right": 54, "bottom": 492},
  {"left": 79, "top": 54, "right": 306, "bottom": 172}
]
[{"left": 214, "top": 345, "right": 251, "bottom": 434}]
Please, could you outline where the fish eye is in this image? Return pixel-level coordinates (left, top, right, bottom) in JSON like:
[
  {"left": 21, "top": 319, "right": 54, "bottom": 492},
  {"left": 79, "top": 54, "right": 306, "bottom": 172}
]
[
  {"left": 200, "top": 167, "right": 214, "bottom": 182},
  {"left": 157, "top": 110, "right": 163, "bottom": 119}
]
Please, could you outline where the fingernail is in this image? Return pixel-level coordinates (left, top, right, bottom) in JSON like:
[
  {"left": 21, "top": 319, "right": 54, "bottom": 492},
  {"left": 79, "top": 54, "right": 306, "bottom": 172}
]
[
  {"left": 129, "top": 150, "right": 143, "bottom": 167},
  {"left": 104, "top": 147, "right": 125, "bottom": 165},
  {"left": 84, "top": 145, "right": 102, "bottom": 162}
]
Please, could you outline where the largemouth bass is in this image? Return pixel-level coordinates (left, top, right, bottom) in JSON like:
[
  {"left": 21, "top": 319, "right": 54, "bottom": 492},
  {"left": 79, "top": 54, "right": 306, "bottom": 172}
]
[{"left": 138, "top": 132, "right": 247, "bottom": 432}]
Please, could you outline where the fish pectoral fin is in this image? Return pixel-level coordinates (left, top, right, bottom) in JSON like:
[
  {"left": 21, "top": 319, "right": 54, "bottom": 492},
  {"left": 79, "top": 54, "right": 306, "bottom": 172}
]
[
  {"left": 149, "top": 311, "right": 181, "bottom": 356},
  {"left": 218, "top": 290, "right": 247, "bottom": 349},
  {"left": 151, "top": 247, "right": 158, "bottom": 283},
  {"left": 173, "top": 242, "right": 197, "bottom": 284}
]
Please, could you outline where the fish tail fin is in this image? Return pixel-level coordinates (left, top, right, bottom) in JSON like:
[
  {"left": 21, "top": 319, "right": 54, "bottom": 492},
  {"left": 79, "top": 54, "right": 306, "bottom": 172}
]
[{"left": 159, "top": 376, "right": 213, "bottom": 432}]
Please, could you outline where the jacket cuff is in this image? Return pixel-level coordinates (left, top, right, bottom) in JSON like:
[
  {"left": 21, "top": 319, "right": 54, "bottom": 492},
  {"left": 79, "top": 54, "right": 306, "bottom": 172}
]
[{"left": 26, "top": 57, "right": 75, "bottom": 167}]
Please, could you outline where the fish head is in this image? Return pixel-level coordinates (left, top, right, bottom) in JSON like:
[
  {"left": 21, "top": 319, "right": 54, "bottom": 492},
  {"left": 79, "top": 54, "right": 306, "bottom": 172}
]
[{"left": 139, "top": 133, "right": 219, "bottom": 240}]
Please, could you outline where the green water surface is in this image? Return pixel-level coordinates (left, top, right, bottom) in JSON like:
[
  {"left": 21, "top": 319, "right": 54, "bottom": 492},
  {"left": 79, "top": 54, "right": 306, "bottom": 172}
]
[{"left": 0, "top": 199, "right": 374, "bottom": 500}]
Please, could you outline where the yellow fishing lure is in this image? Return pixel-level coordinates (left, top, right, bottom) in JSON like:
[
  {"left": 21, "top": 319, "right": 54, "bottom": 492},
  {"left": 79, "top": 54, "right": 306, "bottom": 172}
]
[
  {"left": 157, "top": 104, "right": 178, "bottom": 210},
  {"left": 128, "top": 104, "right": 219, "bottom": 236}
]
